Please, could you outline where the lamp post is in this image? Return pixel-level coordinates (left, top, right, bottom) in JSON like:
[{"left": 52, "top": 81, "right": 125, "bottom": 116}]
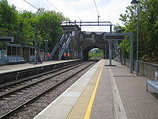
[
  {"left": 44, "top": 39, "right": 48, "bottom": 61},
  {"left": 34, "top": 27, "right": 38, "bottom": 64},
  {"left": 131, "top": 0, "right": 139, "bottom": 75}
]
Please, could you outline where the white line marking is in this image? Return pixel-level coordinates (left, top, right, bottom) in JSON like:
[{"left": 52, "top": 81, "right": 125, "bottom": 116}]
[{"left": 109, "top": 67, "right": 128, "bottom": 119}]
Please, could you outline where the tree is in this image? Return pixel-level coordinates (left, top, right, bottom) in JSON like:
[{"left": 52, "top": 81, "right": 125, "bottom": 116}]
[
  {"left": 0, "top": 0, "right": 18, "bottom": 35},
  {"left": 35, "top": 10, "right": 66, "bottom": 52},
  {"left": 0, "top": 0, "right": 19, "bottom": 48},
  {"left": 119, "top": 0, "right": 158, "bottom": 62},
  {"left": 15, "top": 11, "right": 35, "bottom": 45},
  {"left": 0, "top": 0, "right": 69, "bottom": 51},
  {"left": 113, "top": 24, "right": 125, "bottom": 33},
  {"left": 140, "top": 0, "right": 158, "bottom": 62}
]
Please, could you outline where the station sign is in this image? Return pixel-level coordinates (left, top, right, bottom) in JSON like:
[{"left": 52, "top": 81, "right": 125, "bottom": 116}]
[
  {"left": 0, "top": 37, "right": 14, "bottom": 42},
  {"left": 105, "top": 35, "right": 124, "bottom": 40},
  {"left": 103, "top": 33, "right": 129, "bottom": 41}
]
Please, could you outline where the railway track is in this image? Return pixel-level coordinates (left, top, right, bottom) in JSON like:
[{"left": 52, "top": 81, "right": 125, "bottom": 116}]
[
  {"left": 0, "top": 61, "right": 84, "bottom": 98},
  {"left": 0, "top": 60, "right": 84, "bottom": 89},
  {"left": 0, "top": 60, "right": 97, "bottom": 119}
]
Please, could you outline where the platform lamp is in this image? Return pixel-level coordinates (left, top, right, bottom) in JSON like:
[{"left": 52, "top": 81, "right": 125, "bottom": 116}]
[{"left": 131, "top": 0, "right": 139, "bottom": 75}]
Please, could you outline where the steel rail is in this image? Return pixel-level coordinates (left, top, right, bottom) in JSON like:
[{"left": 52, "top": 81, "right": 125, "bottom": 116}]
[
  {"left": 0, "top": 61, "right": 85, "bottom": 98},
  {"left": 0, "top": 61, "right": 83, "bottom": 89}
]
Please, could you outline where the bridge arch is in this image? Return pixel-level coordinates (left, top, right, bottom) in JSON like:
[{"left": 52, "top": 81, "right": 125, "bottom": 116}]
[
  {"left": 79, "top": 31, "right": 109, "bottom": 60},
  {"left": 82, "top": 45, "right": 104, "bottom": 60}
]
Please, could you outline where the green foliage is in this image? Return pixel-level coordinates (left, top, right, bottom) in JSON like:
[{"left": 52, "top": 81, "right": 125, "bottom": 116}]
[
  {"left": 88, "top": 48, "right": 103, "bottom": 59},
  {"left": 0, "top": 0, "right": 19, "bottom": 48},
  {"left": 119, "top": 0, "right": 158, "bottom": 63},
  {"left": 36, "top": 12, "right": 63, "bottom": 51},
  {"left": 0, "top": 0, "right": 18, "bottom": 36},
  {"left": 113, "top": 24, "right": 125, "bottom": 33},
  {"left": 14, "top": 11, "right": 35, "bottom": 45},
  {"left": 0, "top": 0, "right": 68, "bottom": 51},
  {"left": 119, "top": 39, "right": 130, "bottom": 58}
]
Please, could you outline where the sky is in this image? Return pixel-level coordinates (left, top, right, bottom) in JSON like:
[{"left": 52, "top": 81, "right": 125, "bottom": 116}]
[{"left": 7, "top": 0, "right": 132, "bottom": 32}]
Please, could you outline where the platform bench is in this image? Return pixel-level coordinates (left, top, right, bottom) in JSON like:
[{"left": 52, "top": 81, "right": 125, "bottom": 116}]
[{"left": 146, "top": 80, "right": 158, "bottom": 93}]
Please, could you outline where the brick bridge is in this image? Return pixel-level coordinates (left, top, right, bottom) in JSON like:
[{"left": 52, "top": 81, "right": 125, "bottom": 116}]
[
  {"left": 50, "top": 22, "right": 113, "bottom": 60},
  {"left": 51, "top": 21, "right": 134, "bottom": 73}
]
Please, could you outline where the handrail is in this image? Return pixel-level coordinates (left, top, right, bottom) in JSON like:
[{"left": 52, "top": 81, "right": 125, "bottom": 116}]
[
  {"left": 50, "top": 34, "right": 65, "bottom": 59},
  {"left": 50, "top": 43, "right": 58, "bottom": 59},
  {"left": 58, "top": 36, "right": 72, "bottom": 60}
]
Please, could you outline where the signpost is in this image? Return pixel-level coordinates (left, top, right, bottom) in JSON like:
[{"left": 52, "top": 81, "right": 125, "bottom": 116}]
[{"left": 104, "top": 33, "right": 133, "bottom": 73}]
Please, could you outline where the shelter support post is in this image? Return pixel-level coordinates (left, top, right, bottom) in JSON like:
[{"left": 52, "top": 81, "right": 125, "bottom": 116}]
[
  {"left": 109, "top": 25, "right": 113, "bottom": 66},
  {"left": 109, "top": 40, "right": 112, "bottom": 66}
]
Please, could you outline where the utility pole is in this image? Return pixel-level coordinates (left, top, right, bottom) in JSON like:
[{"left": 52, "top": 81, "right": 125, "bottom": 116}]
[
  {"left": 34, "top": 26, "right": 38, "bottom": 64},
  {"left": 131, "top": 0, "right": 139, "bottom": 75}
]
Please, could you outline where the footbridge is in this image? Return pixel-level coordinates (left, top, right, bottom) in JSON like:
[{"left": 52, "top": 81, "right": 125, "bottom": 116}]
[{"left": 50, "top": 21, "right": 113, "bottom": 60}]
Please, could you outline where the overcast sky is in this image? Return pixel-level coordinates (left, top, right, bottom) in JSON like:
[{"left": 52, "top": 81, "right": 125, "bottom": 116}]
[{"left": 7, "top": 0, "right": 132, "bottom": 32}]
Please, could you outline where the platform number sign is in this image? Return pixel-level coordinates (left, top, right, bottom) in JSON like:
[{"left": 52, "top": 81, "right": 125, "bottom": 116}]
[{"left": 0, "top": 37, "right": 14, "bottom": 42}]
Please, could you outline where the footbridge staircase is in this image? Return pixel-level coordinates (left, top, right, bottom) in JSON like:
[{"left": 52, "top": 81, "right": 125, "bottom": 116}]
[{"left": 50, "top": 33, "right": 72, "bottom": 60}]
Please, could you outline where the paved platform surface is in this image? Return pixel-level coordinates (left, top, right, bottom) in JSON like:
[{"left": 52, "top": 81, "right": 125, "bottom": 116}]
[{"left": 91, "top": 60, "right": 158, "bottom": 119}]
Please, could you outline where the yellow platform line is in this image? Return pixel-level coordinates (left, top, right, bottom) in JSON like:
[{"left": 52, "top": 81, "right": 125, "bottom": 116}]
[
  {"left": 66, "top": 60, "right": 104, "bottom": 119},
  {"left": 84, "top": 60, "right": 104, "bottom": 119}
]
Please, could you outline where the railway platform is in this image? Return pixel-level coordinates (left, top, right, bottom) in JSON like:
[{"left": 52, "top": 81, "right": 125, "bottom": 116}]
[
  {"left": 34, "top": 59, "right": 158, "bottom": 119},
  {"left": 0, "top": 60, "right": 77, "bottom": 74},
  {"left": 0, "top": 59, "right": 80, "bottom": 84}
]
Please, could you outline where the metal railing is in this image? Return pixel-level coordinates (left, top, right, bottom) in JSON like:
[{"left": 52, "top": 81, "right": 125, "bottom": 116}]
[
  {"left": 50, "top": 34, "right": 66, "bottom": 59},
  {"left": 58, "top": 36, "right": 72, "bottom": 60}
]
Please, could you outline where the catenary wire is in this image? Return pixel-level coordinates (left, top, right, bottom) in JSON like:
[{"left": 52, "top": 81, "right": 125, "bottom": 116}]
[
  {"left": 23, "top": 0, "right": 39, "bottom": 11},
  {"left": 46, "top": 0, "right": 62, "bottom": 13},
  {"left": 92, "top": 0, "right": 100, "bottom": 16}
]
